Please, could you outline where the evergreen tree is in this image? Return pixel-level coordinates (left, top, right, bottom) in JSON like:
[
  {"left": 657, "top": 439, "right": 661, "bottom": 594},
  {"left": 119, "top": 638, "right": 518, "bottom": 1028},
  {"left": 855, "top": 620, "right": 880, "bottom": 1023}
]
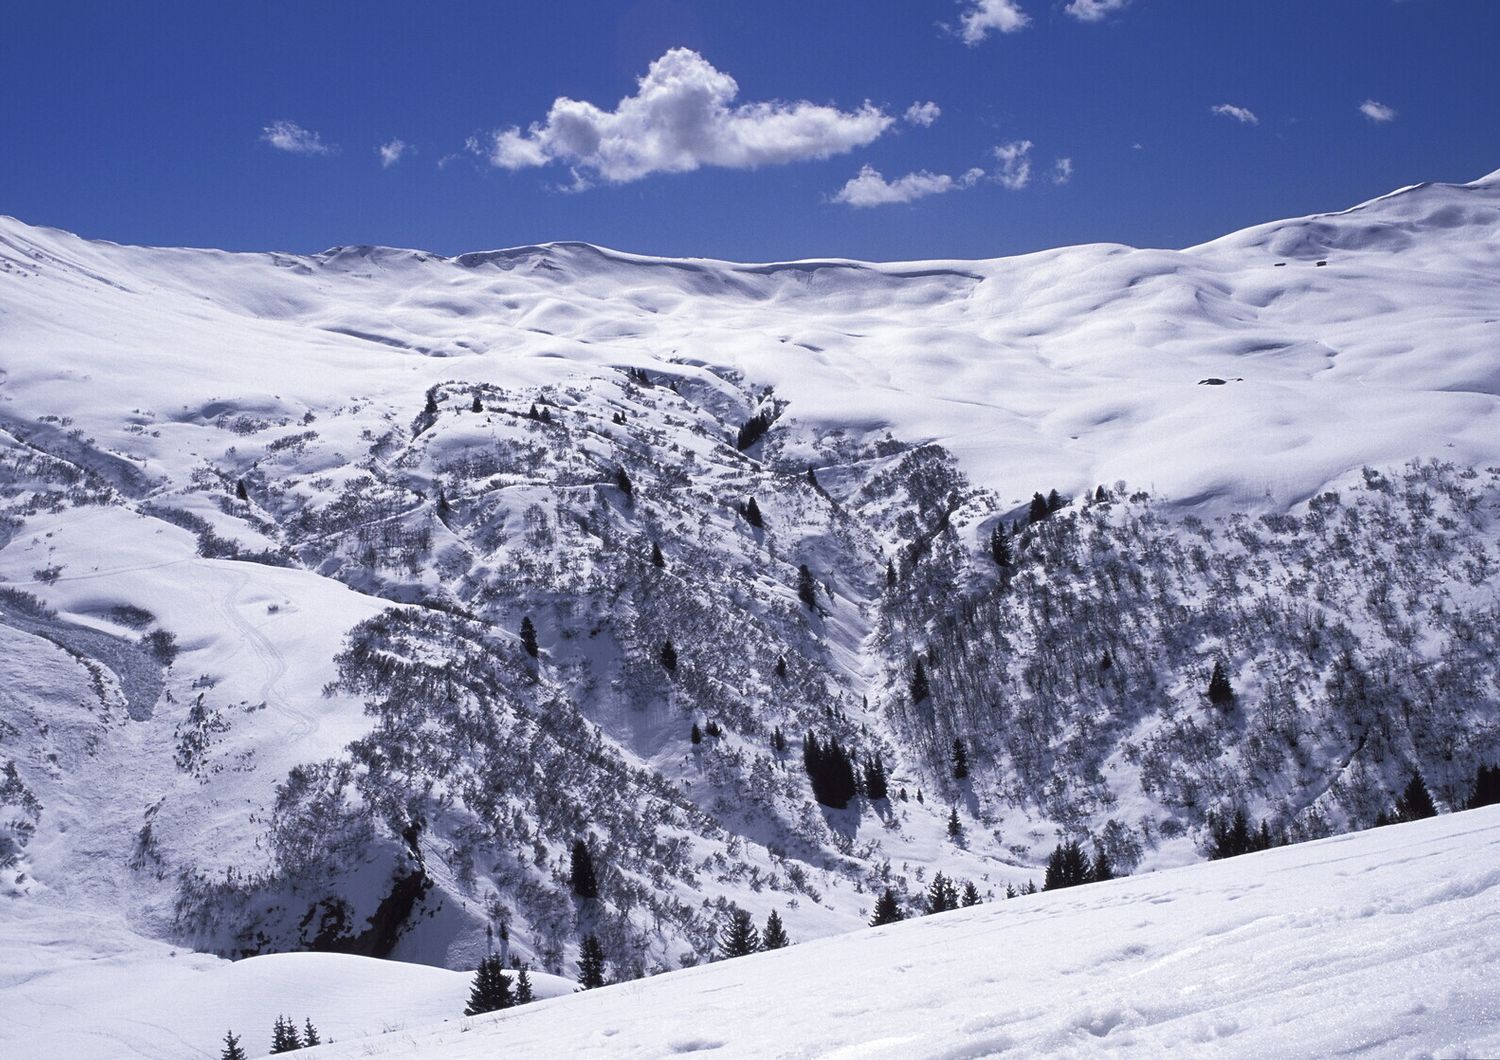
[
  {"left": 269, "top": 1015, "right": 301, "bottom": 1053},
  {"left": 705, "top": 720, "right": 722, "bottom": 738},
  {"left": 736, "top": 409, "right": 773, "bottom": 450},
  {"left": 951, "top": 738, "right": 969, "bottom": 780},
  {"left": 1042, "top": 840, "right": 1092, "bottom": 890},
  {"left": 519, "top": 616, "right": 539, "bottom": 658},
  {"left": 742, "top": 496, "right": 763, "bottom": 527},
  {"left": 528, "top": 402, "right": 540, "bottom": 420},
  {"left": 220, "top": 1031, "right": 248, "bottom": 1060},
  {"left": 659, "top": 639, "right": 677, "bottom": 674},
  {"left": 471, "top": 391, "right": 483, "bottom": 412},
  {"left": 570, "top": 839, "right": 599, "bottom": 899},
  {"left": 235, "top": 479, "right": 249, "bottom": 503},
  {"left": 761, "top": 910, "right": 790, "bottom": 950},
  {"left": 1208, "top": 660, "right": 1234, "bottom": 707},
  {"left": 870, "top": 887, "right": 904, "bottom": 926},
  {"left": 771, "top": 726, "right": 788, "bottom": 754},
  {"left": 301, "top": 1019, "right": 319, "bottom": 1047},
  {"left": 540, "top": 407, "right": 551, "bottom": 423},
  {"left": 615, "top": 466, "right": 633, "bottom": 498},
  {"left": 1095, "top": 484, "right": 1107, "bottom": 503},
  {"left": 1028, "top": 492, "right": 1051, "bottom": 524},
  {"left": 1207, "top": 807, "right": 1254, "bottom": 859},
  {"left": 1469, "top": 763, "right": 1500, "bottom": 809},
  {"left": 1091, "top": 846, "right": 1115, "bottom": 882},
  {"left": 436, "top": 487, "right": 451, "bottom": 522},
  {"left": 800, "top": 732, "right": 858, "bottom": 808},
  {"left": 1099, "top": 649, "right": 1113, "bottom": 671},
  {"left": 885, "top": 560, "right": 897, "bottom": 588},
  {"left": 805, "top": 466, "right": 819, "bottom": 489},
  {"left": 909, "top": 658, "right": 930, "bottom": 704},
  {"left": 515, "top": 965, "right": 534, "bottom": 1004},
  {"left": 989, "top": 524, "right": 1011, "bottom": 568},
  {"left": 775, "top": 655, "right": 788, "bottom": 679},
  {"left": 577, "top": 934, "right": 607, "bottom": 989},
  {"left": 1395, "top": 770, "right": 1437, "bottom": 821},
  {"left": 925, "top": 872, "right": 959, "bottom": 914},
  {"left": 718, "top": 908, "right": 761, "bottom": 958},
  {"left": 650, "top": 540, "right": 665, "bottom": 568},
  {"left": 960, "top": 880, "right": 982, "bottom": 907},
  {"left": 862, "top": 752, "right": 889, "bottom": 800},
  {"left": 947, "top": 807, "right": 964, "bottom": 840},
  {"left": 1047, "top": 489, "right": 1064, "bottom": 513},
  {"left": 797, "top": 564, "right": 818, "bottom": 609},
  {"left": 464, "top": 955, "right": 513, "bottom": 1015},
  {"left": 690, "top": 722, "right": 703, "bottom": 745}
]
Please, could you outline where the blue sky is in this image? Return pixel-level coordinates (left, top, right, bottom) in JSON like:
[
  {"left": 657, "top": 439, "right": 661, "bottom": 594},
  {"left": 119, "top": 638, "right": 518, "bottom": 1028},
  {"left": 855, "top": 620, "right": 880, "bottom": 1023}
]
[{"left": 3, "top": 1, "right": 1496, "bottom": 262}]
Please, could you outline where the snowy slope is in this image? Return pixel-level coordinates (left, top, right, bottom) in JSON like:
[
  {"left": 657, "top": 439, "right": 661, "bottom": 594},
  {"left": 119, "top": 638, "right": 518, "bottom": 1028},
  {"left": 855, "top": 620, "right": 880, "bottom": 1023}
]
[
  {"left": 3, "top": 168, "right": 1500, "bottom": 1051},
  {"left": 316, "top": 806, "right": 1500, "bottom": 1059}
]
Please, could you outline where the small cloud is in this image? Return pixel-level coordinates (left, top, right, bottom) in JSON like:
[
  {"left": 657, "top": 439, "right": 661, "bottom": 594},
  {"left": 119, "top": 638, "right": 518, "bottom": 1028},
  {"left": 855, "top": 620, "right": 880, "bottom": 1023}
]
[
  {"left": 956, "top": 0, "right": 1030, "bottom": 45},
  {"left": 1064, "top": 0, "right": 1130, "bottom": 21},
  {"left": 479, "top": 48, "right": 892, "bottom": 185},
  {"left": 261, "top": 120, "right": 334, "bottom": 156},
  {"left": 1052, "top": 157, "right": 1074, "bottom": 185},
  {"left": 1360, "top": 99, "right": 1397, "bottom": 123},
  {"left": 994, "top": 139, "right": 1033, "bottom": 190},
  {"left": 1211, "top": 103, "right": 1260, "bottom": 126},
  {"left": 833, "top": 164, "right": 982, "bottom": 207},
  {"left": 905, "top": 101, "right": 942, "bottom": 128},
  {"left": 378, "top": 139, "right": 410, "bottom": 168}
]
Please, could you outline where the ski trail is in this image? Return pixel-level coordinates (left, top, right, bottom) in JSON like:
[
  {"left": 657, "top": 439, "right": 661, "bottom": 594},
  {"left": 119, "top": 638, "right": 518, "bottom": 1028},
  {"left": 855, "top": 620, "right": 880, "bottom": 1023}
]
[{"left": 208, "top": 562, "right": 313, "bottom": 743}]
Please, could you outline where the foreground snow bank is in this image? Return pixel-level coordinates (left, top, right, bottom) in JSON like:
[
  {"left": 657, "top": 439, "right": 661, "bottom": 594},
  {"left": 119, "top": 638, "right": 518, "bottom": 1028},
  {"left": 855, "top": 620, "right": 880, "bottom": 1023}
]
[{"left": 320, "top": 806, "right": 1500, "bottom": 1059}]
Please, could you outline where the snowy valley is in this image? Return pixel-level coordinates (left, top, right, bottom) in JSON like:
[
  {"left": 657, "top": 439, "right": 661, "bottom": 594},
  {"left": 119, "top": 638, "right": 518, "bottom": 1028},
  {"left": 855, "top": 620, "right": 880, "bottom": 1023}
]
[{"left": 3, "top": 168, "right": 1500, "bottom": 1057}]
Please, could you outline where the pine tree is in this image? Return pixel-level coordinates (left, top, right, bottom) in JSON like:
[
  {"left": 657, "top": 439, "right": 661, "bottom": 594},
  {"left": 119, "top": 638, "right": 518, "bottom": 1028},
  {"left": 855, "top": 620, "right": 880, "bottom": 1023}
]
[
  {"left": 885, "top": 560, "right": 897, "bottom": 588},
  {"left": 690, "top": 722, "right": 703, "bottom": 745},
  {"left": 1043, "top": 840, "right": 1092, "bottom": 890},
  {"left": 520, "top": 616, "right": 539, "bottom": 658},
  {"left": 742, "top": 496, "right": 763, "bottom": 527},
  {"left": 801, "top": 732, "right": 858, "bottom": 808},
  {"left": 1095, "top": 484, "right": 1107, "bottom": 503},
  {"left": 951, "top": 738, "right": 969, "bottom": 780},
  {"left": 960, "top": 880, "right": 982, "bottom": 907},
  {"left": 862, "top": 752, "right": 889, "bottom": 800},
  {"left": 515, "top": 965, "right": 534, "bottom": 1004},
  {"left": 220, "top": 1031, "right": 248, "bottom": 1060},
  {"left": 797, "top": 564, "right": 818, "bottom": 609},
  {"left": 718, "top": 908, "right": 761, "bottom": 958},
  {"left": 269, "top": 1015, "right": 301, "bottom": 1053},
  {"left": 909, "top": 658, "right": 930, "bottom": 704},
  {"left": 805, "top": 466, "right": 819, "bottom": 489},
  {"left": 775, "top": 655, "right": 788, "bottom": 679},
  {"left": 615, "top": 466, "right": 633, "bottom": 498},
  {"left": 870, "top": 887, "right": 904, "bottom": 926},
  {"left": 1028, "top": 492, "right": 1051, "bottom": 524},
  {"left": 761, "top": 910, "right": 790, "bottom": 950},
  {"left": 1207, "top": 660, "right": 1234, "bottom": 707},
  {"left": 471, "top": 391, "right": 483, "bottom": 412},
  {"left": 436, "top": 487, "right": 451, "bottom": 522},
  {"left": 577, "top": 934, "right": 607, "bottom": 989},
  {"left": 1099, "top": 649, "right": 1113, "bottom": 671},
  {"left": 570, "top": 839, "right": 599, "bottom": 899},
  {"left": 235, "top": 479, "right": 249, "bottom": 503},
  {"left": 301, "top": 1019, "right": 319, "bottom": 1047},
  {"left": 465, "top": 955, "right": 513, "bottom": 1015},
  {"left": 1469, "top": 763, "right": 1500, "bottom": 809},
  {"left": 659, "top": 639, "right": 677, "bottom": 674},
  {"left": 989, "top": 524, "right": 1011, "bottom": 568},
  {"left": 650, "top": 541, "right": 665, "bottom": 568},
  {"left": 947, "top": 807, "right": 964, "bottom": 840},
  {"left": 1395, "top": 770, "right": 1437, "bottom": 821},
  {"left": 771, "top": 726, "right": 787, "bottom": 754},
  {"left": 1047, "top": 489, "right": 1064, "bottom": 513},
  {"left": 1091, "top": 846, "right": 1114, "bottom": 882},
  {"left": 925, "top": 872, "right": 959, "bottom": 914}
]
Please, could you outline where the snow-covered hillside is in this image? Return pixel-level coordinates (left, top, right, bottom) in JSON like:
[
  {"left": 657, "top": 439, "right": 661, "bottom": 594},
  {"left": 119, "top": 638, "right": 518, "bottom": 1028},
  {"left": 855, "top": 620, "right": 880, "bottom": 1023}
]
[{"left": 3, "top": 168, "right": 1500, "bottom": 1052}]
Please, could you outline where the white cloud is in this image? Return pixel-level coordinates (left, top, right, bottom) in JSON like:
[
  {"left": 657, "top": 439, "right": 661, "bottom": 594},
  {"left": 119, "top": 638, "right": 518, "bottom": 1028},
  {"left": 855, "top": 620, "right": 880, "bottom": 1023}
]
[
  {"left": 480, "top": 48, "right": 893, "bottom": 185},
  {"left": 261, "top": 120, "right": 334, "bottom": 156},
  {"left": 994, "top": 139, "right": 1034, "bottom": 190},
  {"left": 957, "top": 0, "right": 1030, "bottom": 45},
  {"left": 1064, "top": 0, "right": 1130, "bottom": 21},
  {"left": 1360, "top": 99, "right": 1397, "bottom": 123},
  {"left": 1211, "top": 103, "right": 1260, "bottom": 126},
  {"left": 905, "top": 101, "right": 942, "bottom": 128},
  {"left": 1052, "top": 157, "right": 1074, "bottom": 185},
  {"left": 833, "top": 164, "right": 983, "bottom": 207},
  {"left": 378, "top": 139, "right": 409, "bottom": 168}
]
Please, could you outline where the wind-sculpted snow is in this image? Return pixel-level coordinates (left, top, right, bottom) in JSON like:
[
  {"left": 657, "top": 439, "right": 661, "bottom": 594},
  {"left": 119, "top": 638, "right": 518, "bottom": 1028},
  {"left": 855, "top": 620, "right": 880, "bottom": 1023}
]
[{"left": 2, "top": 171, "right": 1500, "bottom": 1043}]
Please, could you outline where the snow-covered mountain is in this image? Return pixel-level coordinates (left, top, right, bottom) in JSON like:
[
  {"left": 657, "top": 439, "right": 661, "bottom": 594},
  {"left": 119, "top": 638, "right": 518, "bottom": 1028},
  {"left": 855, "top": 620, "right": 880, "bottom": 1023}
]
[{"left": 3, "top": 169, "right": 1500, "bottom": 1056}]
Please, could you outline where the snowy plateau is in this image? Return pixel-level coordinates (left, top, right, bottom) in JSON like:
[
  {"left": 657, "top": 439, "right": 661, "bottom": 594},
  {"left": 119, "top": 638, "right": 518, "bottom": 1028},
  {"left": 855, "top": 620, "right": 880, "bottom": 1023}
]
[{"left": 2, "top": 168, "right": 1500, "bottom": 1058}]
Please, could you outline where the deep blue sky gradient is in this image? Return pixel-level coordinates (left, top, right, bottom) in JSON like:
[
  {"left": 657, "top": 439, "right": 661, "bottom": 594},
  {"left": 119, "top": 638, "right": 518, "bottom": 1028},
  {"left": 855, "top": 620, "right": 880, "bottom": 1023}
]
[{"left": 3, "top": 1, "right": 1496, "bottom": 261}]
